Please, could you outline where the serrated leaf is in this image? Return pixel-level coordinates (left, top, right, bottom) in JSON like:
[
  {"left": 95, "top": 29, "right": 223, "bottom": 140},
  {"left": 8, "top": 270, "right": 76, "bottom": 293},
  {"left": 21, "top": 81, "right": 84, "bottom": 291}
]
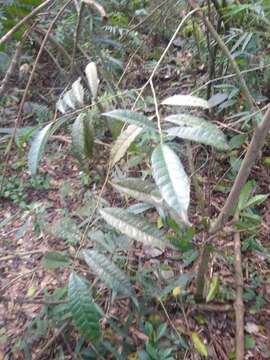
[
  {"left": 68, "top": 272, "right": 101, "bottom": 342},
  {"left": 100, "top": 207, "right": 171, "bottom": 250},
  {"left": 111, "top": 178, "right": 162, "bottom": 205},
  {"left": 71, "top": 113, "right": 94, "bottom": 166},
  {"left": 28, "top": 122, "right": 53, "bottom": 176},
  {"left": 151, "top": 144, "right": 190, "bottom": 223},
  {"left": 84, "top": 250, "right": 132, "bottom": 296},
  {"left": 85, "top": 62, "right": 99, "bottom": 99},
  {"left": 206, "top": 275, "right": 219, "bottom": 303},
  {"left": 191, "top": 332, "right": 208, "bottom": 357},
  {"left": 162, "top": 95, "right": 209, "bottom": 108},
  {"left": 110, "top": 124, "right": 142, "bottom": 166},
  {"left": 103, "top": 110, "right": 156, "bottom": 130},
  {"left": 167, "top": 126, "right": 228, "bottom": 150},
  {"left": 42, "top": 252, "right": 71, "bottom": 269},
  {"left": 71, "top": 78, "right": 84, "bottom": 106}
]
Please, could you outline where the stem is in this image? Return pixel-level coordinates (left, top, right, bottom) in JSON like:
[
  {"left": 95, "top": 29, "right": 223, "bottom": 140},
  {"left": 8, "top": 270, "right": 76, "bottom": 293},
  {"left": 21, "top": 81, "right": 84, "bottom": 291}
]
[
  {"left": 188, "top": 0, "right": 255, "bottom": 112},
  {"left": 195, "top": 244, "right": 212, "bottom": 302},
  {"left": 233, "top": 212, "right": 245, "bottom": 360},
  {"left": 0, "top": 0, "right": 55, "bottom": 47},
  {"left": 133, "top": 7, "right": 200, "bottom": 108},
  {"left": 211, "top": 104, "right": 270, "bottom": 233},
  {"left": 150, "top": 79, "right": 163, "bottom": 143}
]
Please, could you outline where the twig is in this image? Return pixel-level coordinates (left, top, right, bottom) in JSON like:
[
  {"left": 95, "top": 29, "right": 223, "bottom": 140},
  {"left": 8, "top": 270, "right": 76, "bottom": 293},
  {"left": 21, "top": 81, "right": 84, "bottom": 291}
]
[
  {"left": 187, "top": 0, "right": 255, "bottom": 112},
  {"left": 35, "top": 27, "right": 72, "bottom": 63},
  {"left": 0, "top": 295, "right": 66, "bottom": 305},
  {"left": 120, "top": 0, "right": 168, "bottom": 41},
  {"left": 150, "top": 79, "right": 163, "bottom": 143},
  {"left": 0, "top": 0, "right": 55, "bottom": 47},
  {"left": 0, "top": 267, "right": 43, "bottom": 294},
  {"left": 233, "top": 212, "right": 244, "bottom": 360},
  {"left": 70, "top": 2, "right": 85, "bottom": 76},
  {"left": 190, "top": 303, "right": 233, "bottom": 312},
  {"left": 0, "top": 42, "right": 22, "bottom": 96},
  {"left": 35, "top": 321, "right": 70, "bottom": 360},
  {"left": 133, "top": 8, "right": 200, "bottom": 108},
  {"left": 211, "top": 104, "right": 270, "bottom": 233}
]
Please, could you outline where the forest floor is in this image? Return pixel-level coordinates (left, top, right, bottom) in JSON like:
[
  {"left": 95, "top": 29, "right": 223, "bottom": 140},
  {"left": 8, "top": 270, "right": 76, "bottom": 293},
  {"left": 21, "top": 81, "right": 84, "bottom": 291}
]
[{"left": 1, "top": 34, "right": 270, "bottom": 360}]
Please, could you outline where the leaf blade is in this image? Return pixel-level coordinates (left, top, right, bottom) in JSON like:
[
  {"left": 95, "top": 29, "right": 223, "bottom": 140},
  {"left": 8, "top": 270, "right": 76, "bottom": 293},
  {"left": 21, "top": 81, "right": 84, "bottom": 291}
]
[{"left": 151, "top": 144, "right": 190, "bottom": 223}]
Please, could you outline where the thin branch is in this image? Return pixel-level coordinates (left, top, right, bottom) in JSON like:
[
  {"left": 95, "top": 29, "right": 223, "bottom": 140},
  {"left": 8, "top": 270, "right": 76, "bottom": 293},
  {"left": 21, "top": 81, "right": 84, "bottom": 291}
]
[
  {"left": 0, "top": 0, "right": 55, "bottom": 47},
  {"left": 0, "top": 295, "right": 66, "bottom": 305},
  {"left": 187, "top": 0, "right": 255, "bottom": 112},
  {"left": 150, "top": 79, "right": 163, "bottom": 143},
  {"left": 233, "top": 212, "right": 245, "bottom": 360},
  {"left": 70, "top": 2, "right": 85, "bottom": 76},
  {"left": 0, "top": 42, "right": 22, "bottom": 96},
  {"left": 83, "top": 0, "right": 107, "bottom": 21},
  {"left": 133, "top": 8, "right": 200, "bottom": 109},
  {"left": 35, "top": 322, "right": 70, "bottom": 360},
  {"left": 211, "top": 104, "right": 270, "bottom": 233}
]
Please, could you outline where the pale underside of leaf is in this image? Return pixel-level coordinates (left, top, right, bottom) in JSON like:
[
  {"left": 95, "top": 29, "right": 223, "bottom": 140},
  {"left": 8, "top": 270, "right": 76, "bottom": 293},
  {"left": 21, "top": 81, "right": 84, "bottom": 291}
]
[
  {"left": 110, "top": 125, "right": 142, "bottom": 166},
  {"left": 28, "top": 122, "right": 53, "bottom": 176},
  {"left": 167, "top": 126, "right": 228, "bottom": 150},
  {"left": 103, "top": 109, "right": 156, "bottom": 130},
  {"left": 100, "top": 207, "right": 172, "bottom": 250},
  {"left": 111, "top": 178, "right": 162, "bottom": 205},
  {"left": 85, "top": 62, "right": 99, "bottom": 99},
  {"left": 72, "top": 78, "right": 84, "bottom": 106},
  {"left": 84, "top": 250, "right": 132, "bottom": 296},
  {"left": 165, "top": 114, "right": 215, "bottom": 127},
  {"left": 151, "top": 144, "right": 190, "bottom": 222},
  {"left": 162, "top": 94, "right": 209, "bottom": 108}
]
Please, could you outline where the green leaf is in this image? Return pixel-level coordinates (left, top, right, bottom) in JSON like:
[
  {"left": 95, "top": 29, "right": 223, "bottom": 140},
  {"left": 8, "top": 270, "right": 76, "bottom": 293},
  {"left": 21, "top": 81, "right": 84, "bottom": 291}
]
[
  {"left": 71, "top": 113, "right": 94, "bottom": 167},
  {"left": 243, "top": 194, "right": 268, "bottom": 210},
  {"left": 166, "top": 115, "right": 228, "bottom": 150},
  {"left": 28, "top": 123, "right": 53, "bottom": 177},
  {"left": 68, "top": 272, "right": 101, "bottom": 342},
  {"left": 111, "top": 178, "right": 162, "bottom": 206},
  {"left": 191, "top": 332, "right": 208, "bottom": 357},
  {"left": 84, "top": 250, "right": 132, "bottom": 296},
  {"left": 103, "top": 110, "right": 156, "bottom": 130},
  {"left": 42, "top": 252, "right": 71, "bottom": 269},
  {"left": 100, "top": 207, "right": 172, "bottom": 250},
  {"left": 162, "top": 95, "right": 209, "bottom": 108},
  {"left": 206, "top": 275, "right": 220, "bottom": 302},
  {"left": 151, "top": 144, "right": 190, "bottom": 224},
  {"left": 28, "top": 118, "right": 67, "bottom": 176},
  {"left": 110, "top": 124, "right": 142, "bottom": 166},
  {"left": 238, "top": 181, "right": 254, "bottom": 210},
  {"left": 244, "top": 335, "right": 256, "bottom": 350}
]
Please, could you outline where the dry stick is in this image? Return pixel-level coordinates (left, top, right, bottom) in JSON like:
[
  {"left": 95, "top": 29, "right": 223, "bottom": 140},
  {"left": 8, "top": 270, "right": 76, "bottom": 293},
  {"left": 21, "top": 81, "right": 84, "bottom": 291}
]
[
  {"left": 35, "top": 321, "right": 70, "bottom": 360},
  {"left": 8, "top": 0, "right": 72, "bottom": 147},
  {"left": 133, "top": 7, "right": 200, "bottom": 109},
  {"left": 191, "top": 62, "right": 270, "bottom": 95},
  {"left": 0, "top": 42, "right": 22, "bottom": 96},
  {"left": 0, "top": 295, "right": 66, "bottom": 305},
  {"left": 0, "top": 0, "right": 55, "bottom": 47},
  {"left": 187, "top": 0, "right": 255, "bottom": 112},
  {"left": 211, "top": 104, "right": 270, "bottom": 233},
  {"left": 35, "top": 27, "right": 72, "bottom": 63},
  {"left": 233, "top": 212, "right": 244, "bottom": 360},
  {"left": 70, "top": 2, "right": 85, "bottom": 76},
  {"left": 0, "top": 1, "right": 72, "bottom": 195}
]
